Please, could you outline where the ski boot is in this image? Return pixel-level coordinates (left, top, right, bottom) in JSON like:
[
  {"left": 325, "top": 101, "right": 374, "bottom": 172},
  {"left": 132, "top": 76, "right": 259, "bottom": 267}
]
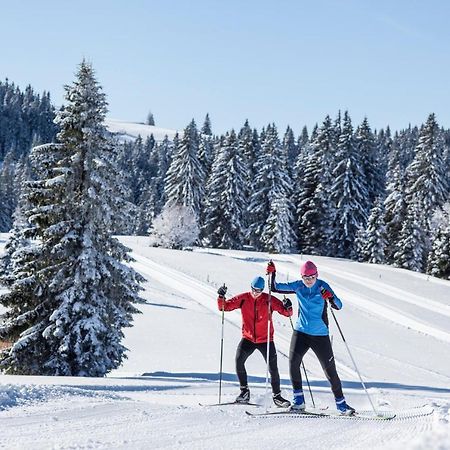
[
  {"left": 335, "top": 397, "right": 356, "bottom": 415},
  {"left": 273, "top": 392, "right": 291, "bottom": 408},
  {"left": 235, "top": 386, "right": 250, "bottom": 403},
  {"left": 289, "top": 389, "right": 305, "bottom": 411}
]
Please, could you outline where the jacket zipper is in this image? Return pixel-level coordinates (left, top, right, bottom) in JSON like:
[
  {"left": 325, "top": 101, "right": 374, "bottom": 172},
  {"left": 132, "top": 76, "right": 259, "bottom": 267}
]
[{"left": 254, "top": 299, "right": 257, "bottom": 342}]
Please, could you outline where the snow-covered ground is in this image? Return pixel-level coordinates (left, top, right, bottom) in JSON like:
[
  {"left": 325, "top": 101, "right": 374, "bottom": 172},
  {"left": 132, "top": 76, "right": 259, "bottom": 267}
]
[
  {"left": 105, "top": 118, "right": 178, "bottom": 142},
  {"left": 1, "top": 235, "right": 449, "bottom": 449}
]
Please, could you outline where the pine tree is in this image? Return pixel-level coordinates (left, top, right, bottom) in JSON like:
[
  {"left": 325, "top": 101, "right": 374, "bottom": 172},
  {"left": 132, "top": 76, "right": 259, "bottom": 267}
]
[
  {"left": 374, "top": 126, "right": 392, "bottom": 190},
  {"left": 201, "top": 130, "right": 247, "bottom": 248},
  {"left": 427, "top": 204, "right": 450, "bottom": 279},
  {"left": 295, "top": 143, "right": 321, "bottom": 254},
  {"left": 393, "top": 202, "right": 427, "bottom": 272},
  {"left": 296, "top": 126, "right": 309, "bottom": 160},
  {"left": 0, "top": 151, "right": 17, "bottom": 231},
  {"left": 329, "top": 112, "right": 369, "bottom": 258},
  {"left": 246, "top": 125, "right": 273, "bottom": 250},
  {"left": 356, "top": 197, "right": 387, "bottom": 264},
  {"left": 198, "top": 133, "right": 214, "bottom": 175},
  {"left": 146, "top": 111, "right": 155, "bottom": 126},
  {"left": 295, "top": 115, "right": 336, "bottom": 255},
  {"left": 262, "top": 191, "right": 295, "bottom": 253},
  {"left": 354, "top": 118, "right": 382, "bottom": 208},
  {"left": 383, "top": 141, "right": 408, "bottom": 263},
  {"left": 0, "top": 160, "right": 33, "bottom": 284},
  {"left": 253, "top": 125, "right": 295, "bottom": 252},
  {"left": 164, "top": 119, "right": 205, "bottom": 220},
  {"left": 0, "top": 61, "right": 143, "bottom": 376},
  {"left": 153, "top": 136, "right": 173, "bottom": 215},
  {"left": 405, "top": 114, "right": 448, "bottom": 232},
  {"left": 236, "top": 121, "right": 257, "bottom": 230},
  {"left": 201, "top": 113, "right": 212, "bottom": 136},
  {"left": 283, "top": 126, "right": 297, "bottom": 167}
]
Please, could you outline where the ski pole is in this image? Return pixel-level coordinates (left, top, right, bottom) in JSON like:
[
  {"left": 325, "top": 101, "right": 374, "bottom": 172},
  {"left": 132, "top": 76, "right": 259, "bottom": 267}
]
[
  {"left": 329, "top": 307, "right": 379, "bottom": 416},
  {"left": 218, "top": 289, "right": 225, "bottom": 404},
  {"left": 264, "top": 273, "right": 272, "bottom": 412},
  {"left": 288, "top": 313, "right": 315, "bottom": 408}
]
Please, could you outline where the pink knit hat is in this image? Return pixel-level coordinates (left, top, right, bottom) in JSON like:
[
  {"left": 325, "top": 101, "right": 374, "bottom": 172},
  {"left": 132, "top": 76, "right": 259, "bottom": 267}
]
[{"left": 300, "top": 260, "right": 318, "bottom": 277}]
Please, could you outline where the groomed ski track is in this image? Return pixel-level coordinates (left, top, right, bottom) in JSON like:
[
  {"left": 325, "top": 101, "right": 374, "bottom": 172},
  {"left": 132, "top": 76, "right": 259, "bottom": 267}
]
[{"left": 123, "top": 244, "right": 447, "bottom": 449}]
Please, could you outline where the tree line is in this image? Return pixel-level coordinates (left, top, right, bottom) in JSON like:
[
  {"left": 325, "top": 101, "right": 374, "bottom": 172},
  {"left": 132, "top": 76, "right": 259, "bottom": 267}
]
[{"left": 120, "top": 113, "right": 449, "bottom": 280}]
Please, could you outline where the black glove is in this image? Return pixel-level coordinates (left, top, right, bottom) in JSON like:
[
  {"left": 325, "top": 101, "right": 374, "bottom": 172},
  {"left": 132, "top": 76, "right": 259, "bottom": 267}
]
[
  {"left": 217, "top": 284, "right": 227, "bottom": 298},
  {"left": 282, "top": 297, "right": 292, "bottom": 310}
]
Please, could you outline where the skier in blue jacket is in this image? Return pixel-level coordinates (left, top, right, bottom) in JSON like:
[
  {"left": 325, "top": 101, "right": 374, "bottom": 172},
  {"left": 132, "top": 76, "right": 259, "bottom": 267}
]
[{"left": 267, "top": 259, "right": 355, "bottom": 415}]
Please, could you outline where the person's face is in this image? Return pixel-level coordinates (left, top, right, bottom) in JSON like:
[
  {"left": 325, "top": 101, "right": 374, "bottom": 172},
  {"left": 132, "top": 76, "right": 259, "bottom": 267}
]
[
  {"left": 302, "top": 273, "right": 317, "bottom": 288},
  {"left": 251, "top": 287, "right": 263, "bottom": 298}
]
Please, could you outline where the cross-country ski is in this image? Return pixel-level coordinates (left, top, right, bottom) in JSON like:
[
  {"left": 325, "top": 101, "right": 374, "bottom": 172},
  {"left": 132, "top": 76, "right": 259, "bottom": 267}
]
[{"left": 199, "top": 401, "right": 261, "bottom": 407}]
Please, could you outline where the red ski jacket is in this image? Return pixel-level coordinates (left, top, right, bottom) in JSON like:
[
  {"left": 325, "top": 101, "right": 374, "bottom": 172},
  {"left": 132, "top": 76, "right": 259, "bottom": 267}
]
[{"left": 217, "top": 292, "right": 292, "bottom": 343}]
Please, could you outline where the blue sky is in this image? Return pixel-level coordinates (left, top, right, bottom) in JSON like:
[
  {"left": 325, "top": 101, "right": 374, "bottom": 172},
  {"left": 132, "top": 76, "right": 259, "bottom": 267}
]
[{"left": 2, "top": 0, "right": 449, "bottom": 135}]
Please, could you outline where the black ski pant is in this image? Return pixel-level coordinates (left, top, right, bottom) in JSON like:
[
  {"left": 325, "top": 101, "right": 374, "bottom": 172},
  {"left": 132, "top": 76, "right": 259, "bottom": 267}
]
[
  {"left": 235, "top": 338, "right": 281, "bottom": 394},
  {"left": 289, "top": 331, "right": 343, "bottom": 399}
]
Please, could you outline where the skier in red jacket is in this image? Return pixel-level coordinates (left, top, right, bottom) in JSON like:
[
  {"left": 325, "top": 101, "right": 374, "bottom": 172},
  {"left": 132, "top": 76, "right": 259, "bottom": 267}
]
[{"left": 217, "top": 276, "right": 293, "bottom": 407}]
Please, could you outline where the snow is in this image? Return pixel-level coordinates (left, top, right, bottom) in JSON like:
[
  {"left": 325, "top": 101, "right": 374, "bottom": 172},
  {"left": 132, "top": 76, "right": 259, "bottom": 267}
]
[
  {"left": 1, "top": 235, "right": 449, "bottom": 449},
  {"left": 105, "top": 118, "right": 178, "bottom": 142}
]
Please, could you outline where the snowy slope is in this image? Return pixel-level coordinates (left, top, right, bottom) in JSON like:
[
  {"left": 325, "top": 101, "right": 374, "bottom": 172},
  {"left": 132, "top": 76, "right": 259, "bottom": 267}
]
[
  {"left": 105, "top": 118, "right": 178, "bottom": 142},
  {"left": 0, "top": 236, "right": 449, "bottom": 449}
]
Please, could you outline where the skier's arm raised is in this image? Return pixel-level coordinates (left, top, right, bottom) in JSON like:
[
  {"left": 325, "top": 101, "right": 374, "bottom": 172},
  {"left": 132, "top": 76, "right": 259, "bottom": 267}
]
[{"left": 266, "top": 260, "right": 298, "bottom": 294}]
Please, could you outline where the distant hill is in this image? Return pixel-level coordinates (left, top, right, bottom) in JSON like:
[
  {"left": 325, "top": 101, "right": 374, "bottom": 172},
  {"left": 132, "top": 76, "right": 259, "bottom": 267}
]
[{"left": 104, "top": 118, "right": 179, "bottom": 142}]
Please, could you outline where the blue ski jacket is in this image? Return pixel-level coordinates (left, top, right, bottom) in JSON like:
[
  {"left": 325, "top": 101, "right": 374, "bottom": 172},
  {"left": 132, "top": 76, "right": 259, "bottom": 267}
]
[{"left": 271, "top": 277, "right": 342, "bottom": 336}]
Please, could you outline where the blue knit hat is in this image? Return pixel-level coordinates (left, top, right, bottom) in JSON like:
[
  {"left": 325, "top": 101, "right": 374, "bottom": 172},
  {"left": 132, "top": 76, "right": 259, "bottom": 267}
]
[{"left": 251, "top": 276, "right": 265, "bottom": 290}]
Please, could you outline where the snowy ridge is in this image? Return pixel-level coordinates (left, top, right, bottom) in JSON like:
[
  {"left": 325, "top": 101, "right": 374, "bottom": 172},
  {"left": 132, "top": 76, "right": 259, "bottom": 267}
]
[
  {"left": 1, "top": 238, "right": 449, "bottom": 449},
  {"left": 105, "top": 118, "right": 178, "bottom": 142}
]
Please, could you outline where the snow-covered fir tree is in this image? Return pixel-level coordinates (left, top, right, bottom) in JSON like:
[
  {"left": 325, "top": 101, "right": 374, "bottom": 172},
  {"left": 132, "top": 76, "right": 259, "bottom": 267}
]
[
  {"left": 201, "top": 130, "right": 248, "bottom": 248},
  {"left": 296, "top": 126, "right": 309, "bottom": 162},
  {"left": 262, "top": 190, "right": 296, "bottom": 253},
  {"left": 354, "top": 117, "right": 382, "bottom": 207},
  {"left": 246, "top": 125, "right": 273, "bottom": 250},
  {"left": 374, "top": 126, "right": 392, "bottom": 189},
  {"left": 426, "top": 203, "right": 450, "bottom": 279},
  {"left": 356, "top": 197, "right": 387, "bottom": 264},
  {"left": 393, "top": 202, "right": 428, "bottom": 272},
  {"left": 0, "top": 61, "right": 143, "bottom": 376},
  {"left": 397, "top": 125, "right": 419, "bottom": 170},
  {"left": 283, "top": 126, "right": 297, "bottom": 170},
  {"left": 405, "top": 114, "right": 448, "bottom": 233},
  {"left": 164, "top": 119, "right": 205, "bottom": 220},
  {"left": 236, "top": 120, "right": 258, "bottom": 229},
  {"left": 257, "top": 125, "right": 296, "bottom": 252},
  {"left": 295, "top": 139, "right": 321, "bottom": 254},
  {"left": 0, "top": 160, "right": 33, "bottom": 284},
  {"left": 198, "top": 118, "right": 214, "bottom": 176},
  {"left": 132, "top": 137, "right": 173, "bottom": 235},
  {"left": 329, "top": 111, "right": 369, "bottom": 258},
  {"left": 200, "top": 113, "right": 212, "bottom": 136},
  {"left": 383, "top": 140, "right": 408, "bottom": 263},
  {"left": 295, "top": 115, "right": 336, "bottom": 255},
  {"left": 0, "top": 151, "right": 17, "bottom": 231}
]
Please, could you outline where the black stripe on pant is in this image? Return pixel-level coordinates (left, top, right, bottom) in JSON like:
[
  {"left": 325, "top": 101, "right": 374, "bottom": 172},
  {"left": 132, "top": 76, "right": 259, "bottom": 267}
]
[
  {"left": 289, "top": 330, "right": 343, "bottom": 399},
  {"left": 235, "top": 338, "right": 281, "bottom": 393}
]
